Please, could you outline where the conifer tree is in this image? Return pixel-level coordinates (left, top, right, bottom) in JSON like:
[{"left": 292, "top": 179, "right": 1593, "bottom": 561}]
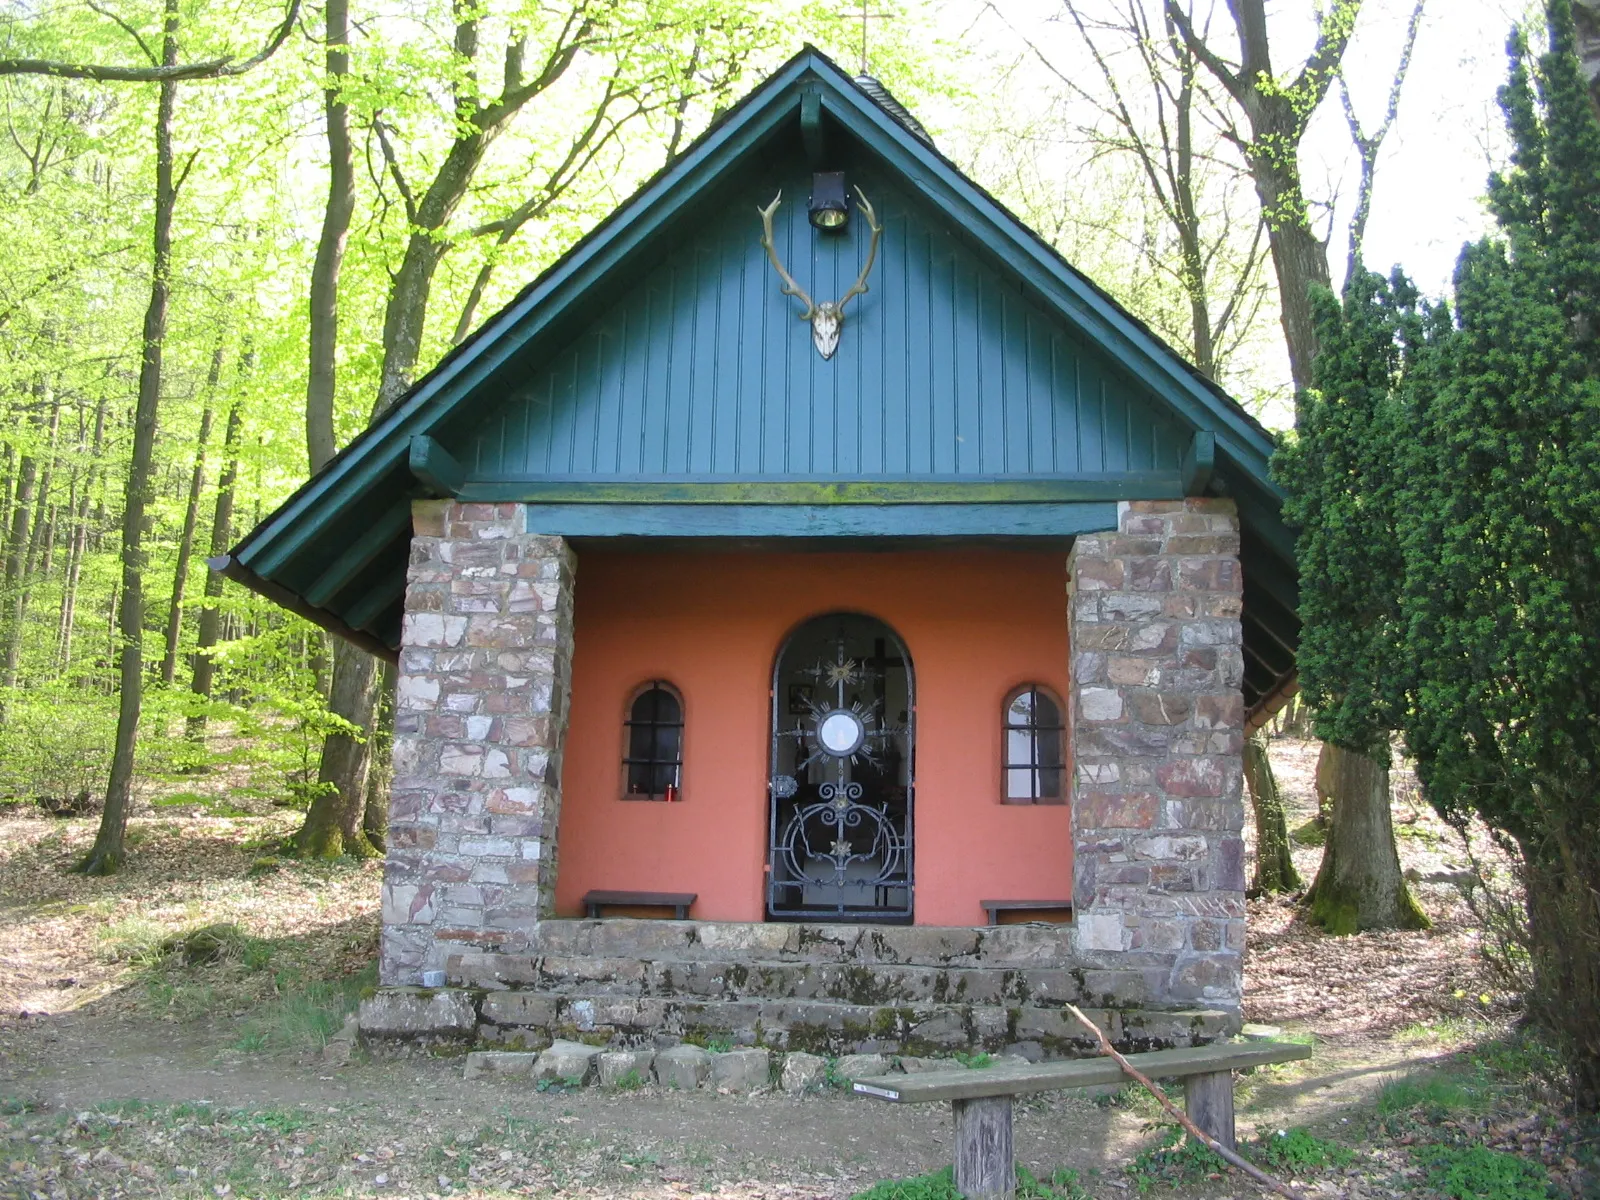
[
  {"left": 1283, "top": 0, "right": 1600, "bottom": 1104},
  {"left": 1398, "top": 0, "right": 1600, "bottom": 1107},
  {"left": 1274, "top": 271, "right": 1429, "bottom": 932}
]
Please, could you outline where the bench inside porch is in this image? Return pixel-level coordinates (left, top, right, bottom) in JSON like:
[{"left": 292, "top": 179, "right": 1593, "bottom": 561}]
[{"left": 581, "top": 889, "right": 696, "bottom": 919}]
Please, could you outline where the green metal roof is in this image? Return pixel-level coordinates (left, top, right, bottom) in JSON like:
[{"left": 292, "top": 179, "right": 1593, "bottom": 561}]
[{"left": 219, "top": 46, "right": 1297, "bottom": 716}]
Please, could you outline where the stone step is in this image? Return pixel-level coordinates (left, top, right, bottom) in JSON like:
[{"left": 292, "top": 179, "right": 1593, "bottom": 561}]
[
  {"left": 449, "top": 949, "right": 1152, "bottom": 1009},
  {"left": 518, "top": 919, "right": 1077, "bottom": 968},
  {"left": 470, "top": 987, "right": 1233, "bottom": 1058}
]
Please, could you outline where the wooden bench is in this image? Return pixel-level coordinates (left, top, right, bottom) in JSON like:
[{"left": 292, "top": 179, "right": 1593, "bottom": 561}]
[
  {"left": 852, "top": 1040, "right": 1311, "bottom": 1200},
  {"left": 979, "top": 900, "right": 1073, "bottom": 926},
  {"left": 581, "top": 889, "right": 696, "bottom": 919}
]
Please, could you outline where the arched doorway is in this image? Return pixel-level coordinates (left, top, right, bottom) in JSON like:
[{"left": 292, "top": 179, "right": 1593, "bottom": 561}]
[{"left": 767, "top": 613, "right": 913, "bottom": 922}]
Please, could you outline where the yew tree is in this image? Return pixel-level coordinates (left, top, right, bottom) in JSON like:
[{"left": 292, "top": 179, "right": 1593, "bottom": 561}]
[
  {"left": 1274, "top": 271, "right": 1429, "bottom": 933},
  {"left": 1281, "top": 0, "right": 1600, "bottom": 1105},
  {"left": 1401, "top": 0, "right": 1600, "bottom": 1107}
]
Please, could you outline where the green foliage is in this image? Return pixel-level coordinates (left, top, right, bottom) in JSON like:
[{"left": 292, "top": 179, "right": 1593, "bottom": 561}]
[
  {"left": 1273, "top": 269, "right": 1423, "bottom": 762},
  {"left": 1128, "top": 1127, "right": 1225, "bottom": 1192},
  {"left": 953, "top": 1050, "right": 994, "bottom": 1069},
  {"left": 1249, "top": 1127, "right": 1353, "bottom": 1173},
  {"left": 0, "top": 685, "right": 118, "bottom": 810},
  {"left": 1275, "top": 0, "right": 1600, "bottom": 1106},
  {"left": 1414, "top": 1145, "right": 1552, "bottom": 1200},
  {"left": 852, "top": 1165, "right": 1088, "bottom": 1200},
  {"left": 1377, "top": 1072, "right": 1490, "bottom": 1120},
  {"left": 1290, "top": 818, "right": 1327, "bottom": 847},
  {"left": 232, "top": 963, "right": 375, "bottom": 1050},
  {"left": 1129, "top": 1125, "right": 1353, "bottom": 1192}
]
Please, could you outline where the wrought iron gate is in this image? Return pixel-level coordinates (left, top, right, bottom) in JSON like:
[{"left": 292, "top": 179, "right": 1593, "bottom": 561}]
[{"left": 766, "top": 614, "right": 913, "bottom": 921}]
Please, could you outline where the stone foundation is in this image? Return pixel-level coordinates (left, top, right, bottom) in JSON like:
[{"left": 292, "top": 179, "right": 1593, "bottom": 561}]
[
  {"left": 1067, "top": 498, "right": 1246, "bottom": 1011},
  {"left": 360, "top": 919, "right": 1237, "bottom": 1057},
  {"left": 380, "top": 501, "right": 577, "bottom": 985}
]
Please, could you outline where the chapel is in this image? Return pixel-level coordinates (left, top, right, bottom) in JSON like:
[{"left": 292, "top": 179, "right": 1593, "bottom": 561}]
[{"left": 220, "top": 48, "right": 1298, "bottom": 1055}]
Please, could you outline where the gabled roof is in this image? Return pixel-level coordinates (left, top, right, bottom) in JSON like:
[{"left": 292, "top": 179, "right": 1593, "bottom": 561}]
[{"left": 219, "top": 46, "right": 1297, "bottom": 715}]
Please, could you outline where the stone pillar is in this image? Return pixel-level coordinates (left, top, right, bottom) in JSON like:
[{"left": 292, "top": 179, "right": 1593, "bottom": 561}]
[
  {"left": 1066, "top": 498, "right": 1246, "bottom": 1013},
  {"left": 379, "top": 501, "right": 577, "bottom": 986}
]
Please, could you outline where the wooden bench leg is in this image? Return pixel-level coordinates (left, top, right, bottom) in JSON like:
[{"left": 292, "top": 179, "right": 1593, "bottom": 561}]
[
  {"left": 1184, "top": 1069, "right": 1235, "bottom": 1151},
  {"left": 952, "top": 1095, "right": 1014, "bottom": 1200}
]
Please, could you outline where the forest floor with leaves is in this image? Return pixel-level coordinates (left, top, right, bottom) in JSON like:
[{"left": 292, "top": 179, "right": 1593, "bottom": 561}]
[{"left": 0, "top": 736, "right": 1594, "bottom": 1200}]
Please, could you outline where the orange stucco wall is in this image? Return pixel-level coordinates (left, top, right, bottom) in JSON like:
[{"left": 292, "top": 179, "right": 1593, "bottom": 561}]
[{"left": 552, "top": 548, "right": 1074, "bottom": 926}]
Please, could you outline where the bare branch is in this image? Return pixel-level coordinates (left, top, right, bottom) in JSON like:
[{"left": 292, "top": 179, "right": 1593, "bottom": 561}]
[
  {"left": 85, "top": 0, "right": 160, "bottom": 66},
  {"left": 1063, "top": 1004, "right": 1306, "bottom": 1200},
  {"left": 371, "top": 118, "right": 417, "bottom": 225},
  {"left": 1340, "top": 0, "right": 1424, "bottom": 278},
  {"left": 1286, "top": 0, "right": 1364, "bottom": 117},
  {"left": 0, "top": 0, "right": 301, "bottom": 82},
  {"left": 1164, "top": 1, "right": 1243, "bottom": 102}
]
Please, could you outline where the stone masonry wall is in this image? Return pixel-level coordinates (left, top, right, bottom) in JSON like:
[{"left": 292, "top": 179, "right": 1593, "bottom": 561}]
[
  {"left": 1067, "top": 498, "right": 1246, "bottom": 1014},
  {"left": 380, "top": 501, "right": 577, "bottom": 986}
]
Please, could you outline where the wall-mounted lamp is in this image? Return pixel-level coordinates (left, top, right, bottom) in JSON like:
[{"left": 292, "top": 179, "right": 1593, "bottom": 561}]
[{"left": 807, "top": 171, "right": 849, "bottom": 230}]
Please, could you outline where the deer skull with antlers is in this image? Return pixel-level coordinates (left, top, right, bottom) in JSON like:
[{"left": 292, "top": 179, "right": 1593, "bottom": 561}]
[{"left": 758, "top": 187, "right": 883, "bottom": 360}]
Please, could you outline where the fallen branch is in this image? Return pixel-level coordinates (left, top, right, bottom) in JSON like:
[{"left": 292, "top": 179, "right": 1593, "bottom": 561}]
[{"left": 1063, "top": 1003, "right": 1306, "bottom": 1200}]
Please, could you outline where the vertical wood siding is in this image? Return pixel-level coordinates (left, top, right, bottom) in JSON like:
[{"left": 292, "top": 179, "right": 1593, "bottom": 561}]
[{"left": 463, "top": 167, "right": 1189, "bottom": 481}]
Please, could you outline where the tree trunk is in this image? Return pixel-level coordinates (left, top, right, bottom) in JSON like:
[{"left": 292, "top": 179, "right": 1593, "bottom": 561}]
[
  {"left": 80, "top": 0, "right": 181, "bottom": 876},
  {"left": 1241, "top": 95, "right": 1332, "bottom": 391},
  {"left": 362, "top": 660, "right": 395, "bottom": 851},
  {"left": 1313, "top": 740, "right": 1335, "bottom": 825},
  {"left": 187, "top": 378, "right": 244, "bottom": 740},
  {"left": 305, "top": 0, "right": 352, "bottom": 475},
  {"left": 1244, "top": 729, "right": 1302, "bottom": 894},
  {"left": 296, "top": 0, "right": 370, "bottom": 855},
  {"left": 2, "top": 388, "right": 58, "bottom": 688},
  {"left": 1304, "top": 744, "right": 1429, "bottom": 932},
  {"left": 57, "top": 395, "right": 107, "bottom": 673},
  {"left": 1570, "top": 0, "right": 1600, "bottom": 117},
  {"left": 159, "top": 347, "right": 219, "bottom": 683},
  {"left": 296, "top": 638, "right": 380, "bottom": 858}
]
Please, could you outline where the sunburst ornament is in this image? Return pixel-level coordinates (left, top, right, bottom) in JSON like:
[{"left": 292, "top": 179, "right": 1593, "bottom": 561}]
[{"left": 824, "top": 657, "right": 860, "bottom": 687}]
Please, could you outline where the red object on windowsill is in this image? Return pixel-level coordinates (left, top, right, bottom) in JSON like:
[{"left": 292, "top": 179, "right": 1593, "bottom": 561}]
[{"left": 663, "top": 784, "right": 679, "bottom": 803}]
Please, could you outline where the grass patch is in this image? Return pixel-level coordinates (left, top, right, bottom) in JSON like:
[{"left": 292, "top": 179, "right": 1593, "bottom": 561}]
[
  {"left": 1415, "top": 1144, "right": 1551, "bottom": 1200},
  {"left": 852, "top": 1165, "right": 1088, "bottom": 1200},
  {"left": 1129, "top": 1126, "right": 1354, "bottom": 1192},
  {"left": 232, "top": 961, "right": 375, "bottom": 1051},
  {"left": 1377, "top": 1072, "right": 1490, "bottom": 1120},
  {"left": 1249, "top": 1127, "right": 1353, "bottom": 1174},
  {"left": 1128, "top": 1128, "right": 1226, "bottom": 1192},
  {"left": 1290, "top": 818, "right": 1326, "bottom": 847},
  {"left": 94, "top": 915, "right": 170, "bottom": 965}
]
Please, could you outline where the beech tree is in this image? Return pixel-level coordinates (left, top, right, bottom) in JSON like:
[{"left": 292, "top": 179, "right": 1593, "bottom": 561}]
[
  {"left": 78, "top": 0, "right": 188, "bottom": 874},
  {"left": 1008, "top": 0, "right": 1271, "bottom": 386},
  {"left": 293, "top": 0, "right": 806, "bottom": 857},
  {"left": 1168, "top": 0, "right": 1429, "bottom": 928}
]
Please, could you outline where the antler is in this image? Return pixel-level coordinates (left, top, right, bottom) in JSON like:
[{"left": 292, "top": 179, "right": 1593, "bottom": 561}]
[
  {"left": 757, "top": 192, "right": 816, "bottom": 320},
  {"left": 834, "top": 186, "right": 883, "bottom": 312}
]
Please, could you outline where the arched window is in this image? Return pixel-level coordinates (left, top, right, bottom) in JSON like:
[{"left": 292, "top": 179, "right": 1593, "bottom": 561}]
[
  {"left": 1003, "top": 685, "right": 1065, "bottom": 804},
  {"left": 623, "top": 682, "right": 683, "bottom": 800}
]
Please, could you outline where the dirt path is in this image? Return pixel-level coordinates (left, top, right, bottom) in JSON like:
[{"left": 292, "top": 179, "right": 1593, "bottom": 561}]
[{"left": 0, "top": 1003, "right": 1456, "bottom": 1199}]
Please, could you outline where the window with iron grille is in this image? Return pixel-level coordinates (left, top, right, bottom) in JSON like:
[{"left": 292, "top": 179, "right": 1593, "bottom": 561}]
[
  {"left": 624, "top": 682, "right": 683, "bottom": 800},
  {"left": 1003, "top": 685, "right": 1065, "bottom": 804}
]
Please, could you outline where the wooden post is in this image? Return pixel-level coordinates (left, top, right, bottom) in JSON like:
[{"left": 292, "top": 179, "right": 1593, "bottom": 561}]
[
  {"left": 952, "top": 1095, "right": 1014, "bottom": 1200},
  {"left": 1184, "top": 1070, "right": 1235, "bottom": 1150}
]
